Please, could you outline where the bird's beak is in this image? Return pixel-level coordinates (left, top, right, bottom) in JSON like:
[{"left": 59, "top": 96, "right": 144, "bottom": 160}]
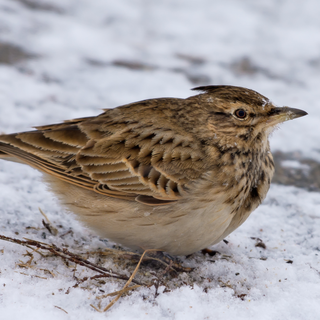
[{"left": 266, "top": 106, "right": 308, "bottom": 126}]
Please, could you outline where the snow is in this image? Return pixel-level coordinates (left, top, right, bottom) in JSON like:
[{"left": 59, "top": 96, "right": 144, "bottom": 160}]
[
  {"left": 281, "top": 160, "right": 310, "bottom": 171},
  {"left": 0, "top": 0, "right": 320, "bottom": 319}
]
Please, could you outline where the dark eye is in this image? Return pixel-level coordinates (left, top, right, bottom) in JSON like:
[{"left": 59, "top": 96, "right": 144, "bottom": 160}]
[{"left": 235, "top": 109, "right": 247, "bottom": 119}]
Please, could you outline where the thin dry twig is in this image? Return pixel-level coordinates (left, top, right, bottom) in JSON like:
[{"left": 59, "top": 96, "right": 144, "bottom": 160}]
[
  {"left": 0, "top": 234, "right": 181, "bottom": 312},
  {"left": 39, "top": 207, "right": 59, "bottom": 236},
  {"left": 54, "top": 306, "right": 68, "bottom": 314},
  {"left": 14, "top": 271, "right": 47, "bottom": 280},
  {"left": 152, "top": 259, "right": 173, "bottom": 298},
  {"left": 0, "top": 234, "right": 144, "bottom": 285},
  {"left": 97, "top": 284, "right": 141, "bottom": 300},
  {"left": 100, "top": 249, "right": 158, "bottom": 312},
  {"left": 307, "top": 263, "right": 320, "bottom": 276}
]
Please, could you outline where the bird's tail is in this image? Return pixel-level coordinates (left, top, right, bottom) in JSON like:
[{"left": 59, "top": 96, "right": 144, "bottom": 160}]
[{"left": 0, "top": 138, "right": 25, "bottom": 164}]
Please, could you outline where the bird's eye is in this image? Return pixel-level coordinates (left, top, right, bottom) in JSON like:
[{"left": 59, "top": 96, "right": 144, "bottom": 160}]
[{"left": 235, "top": 109, "right": 247, "bottom": 119}]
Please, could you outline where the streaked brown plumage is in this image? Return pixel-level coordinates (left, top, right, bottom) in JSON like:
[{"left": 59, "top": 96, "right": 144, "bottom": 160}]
[{"left": 0, "top": 86, "right": 307, "bottom": 255}]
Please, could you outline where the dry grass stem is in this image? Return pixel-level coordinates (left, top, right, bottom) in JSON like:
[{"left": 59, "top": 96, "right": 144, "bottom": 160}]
[
  {"left": 39, "top": 207, "right": 58, "bottom": 236},
  {"left": 101, "top": 249, "right": 158, "bottom": 312},
  {"left": 0, "top": 234, "right": 145, "bottom": 285},
  {"left": 97, "top": 284, "right": 141, "bottom": 300},
  {"left": 54, "top": 306, "right": 68, "bottom": 314},
  {"left": 0, "top": 234, "right": 199, "bottom": 312}
]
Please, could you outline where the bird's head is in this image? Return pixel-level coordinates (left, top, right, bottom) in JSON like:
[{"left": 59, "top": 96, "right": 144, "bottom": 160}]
[{"left": 192, "top": 85, "right": 307, "bottom": 150}]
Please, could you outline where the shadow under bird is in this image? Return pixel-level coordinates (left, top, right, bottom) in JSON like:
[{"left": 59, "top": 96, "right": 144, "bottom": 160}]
[{"left": 0, "top": 86, "right": 307, "bottom": 256}]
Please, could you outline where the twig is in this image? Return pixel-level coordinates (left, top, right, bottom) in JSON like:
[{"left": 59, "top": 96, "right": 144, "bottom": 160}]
[
  {"left": 152, "top": 259, "right": 173, "bottom": 298},
  {"left": 0, "top": 234, "right": 144, "bottom": 285},
  {"left": 95, "top": 249, "right": 159, "bottom": 312},
  {"left": 72, "top": 274, "right": 114, "bottom": 289},
  {"left": 54, "top": 306, "right": 68, "bottom": 314},
  {"left": 97, "top": 284, "right": 141, "bottom": 300},
  {"left": 307, "top": 263, "right": 320, "bottom": 276},
  {"left": 39, "top": 208, "right": 58, "bottom": 236},
  {"left": 1, "top": 234, "right": 179, "bottom": 313}
]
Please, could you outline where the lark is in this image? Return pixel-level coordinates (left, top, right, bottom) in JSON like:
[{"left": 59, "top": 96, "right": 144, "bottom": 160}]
[{"left": 0, "top": 86, "right": 307, "bottom": 256}]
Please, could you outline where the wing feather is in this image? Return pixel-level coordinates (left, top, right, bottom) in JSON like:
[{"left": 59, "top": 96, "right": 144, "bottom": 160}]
[{"left": 0, "top": 98, "right": 212, "bottom": 206}]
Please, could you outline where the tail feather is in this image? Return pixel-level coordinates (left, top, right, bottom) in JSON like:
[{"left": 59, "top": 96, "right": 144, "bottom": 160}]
[
  {"left": 0, "top": 149, "right": 25, "bottom": 164},
  {"left": 0, "top": 141, "right": 95, "bottom": 189}
]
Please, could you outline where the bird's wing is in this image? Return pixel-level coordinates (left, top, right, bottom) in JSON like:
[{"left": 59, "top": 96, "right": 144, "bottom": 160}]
[{"left": 0, "top": 100, "right": 211, "bottom": 206}]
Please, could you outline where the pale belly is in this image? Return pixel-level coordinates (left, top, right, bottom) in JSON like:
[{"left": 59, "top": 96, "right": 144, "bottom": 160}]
[{"left": 46, "top": 176, "right": 238, "bottom": 256}]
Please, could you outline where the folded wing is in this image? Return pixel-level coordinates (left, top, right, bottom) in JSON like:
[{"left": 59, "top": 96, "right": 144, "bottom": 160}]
[{"left": 0, "top": 99, "right": 210, "bottom": 205}]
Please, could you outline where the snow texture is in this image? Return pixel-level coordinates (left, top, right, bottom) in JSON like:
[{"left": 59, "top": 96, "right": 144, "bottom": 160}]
[{"left": 0, "top": 0, "right": 319, "bottom": 319}]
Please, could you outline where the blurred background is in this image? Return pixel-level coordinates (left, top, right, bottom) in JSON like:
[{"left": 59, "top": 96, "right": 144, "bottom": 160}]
[
  {"left": 0, "top": 2, "right": 320, "bottom": 317},
  {"left": 0, "top": 0, "right": 319, "bottom": 189}
]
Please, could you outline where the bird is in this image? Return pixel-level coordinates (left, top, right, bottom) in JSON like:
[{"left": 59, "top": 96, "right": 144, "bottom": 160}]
[{"left": 0, "top": 85, "right": 307, "bottom": 256}]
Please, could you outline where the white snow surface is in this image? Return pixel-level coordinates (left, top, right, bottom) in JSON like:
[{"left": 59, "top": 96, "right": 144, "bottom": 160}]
[{"left": 0, "top": 0, "right": 320, "bottom": 319}]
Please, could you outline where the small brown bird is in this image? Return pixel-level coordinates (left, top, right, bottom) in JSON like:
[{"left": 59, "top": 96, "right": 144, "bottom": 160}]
[{"left": 0, "top": 86, "right": 307, "bottom": 255}]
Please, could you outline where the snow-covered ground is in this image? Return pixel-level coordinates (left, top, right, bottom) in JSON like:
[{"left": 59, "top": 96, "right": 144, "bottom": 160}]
[{"left": 0, "top": 0, "right": 319, "bottom": 319}]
